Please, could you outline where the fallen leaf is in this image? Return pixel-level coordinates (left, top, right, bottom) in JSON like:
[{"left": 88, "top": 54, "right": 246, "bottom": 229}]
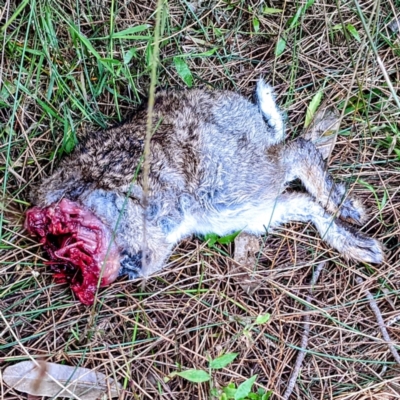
[{"left": 3, "top": 361, "right": 121, "bottom": 399}]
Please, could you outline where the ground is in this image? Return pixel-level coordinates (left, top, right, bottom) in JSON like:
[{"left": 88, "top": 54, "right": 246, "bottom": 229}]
[{"left": 1, "top": 0, "right": 400, "bottom": 399}]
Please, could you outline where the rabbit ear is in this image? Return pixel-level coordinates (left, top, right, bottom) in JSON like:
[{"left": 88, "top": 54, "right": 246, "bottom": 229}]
[
  {"left": 254, "top": 79, "right": 285, "bottom": 145},
  {"left": 302, "top": 107, "right": 340, "bottom": 160}
]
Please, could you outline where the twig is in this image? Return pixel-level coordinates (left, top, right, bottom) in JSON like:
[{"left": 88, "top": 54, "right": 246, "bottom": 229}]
[
  {"left": 355, "top": 276, "right": 400, "bottom": 364},
  {"left": 142, "top": 0, "right": 164, "bottom": 266},
  {"left": 283, "top": 261, "right": 326, "bottom": 400}
]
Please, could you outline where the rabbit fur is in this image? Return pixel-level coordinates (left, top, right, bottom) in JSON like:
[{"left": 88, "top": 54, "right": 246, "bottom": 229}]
[{"left": 30, "top": 79, "right": 384, "bottom": 279}]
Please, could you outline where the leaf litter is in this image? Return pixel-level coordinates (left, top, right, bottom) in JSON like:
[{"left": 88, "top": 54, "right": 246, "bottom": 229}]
[{"left": 3, "top": 361, "right": 121, "bottom": 399}]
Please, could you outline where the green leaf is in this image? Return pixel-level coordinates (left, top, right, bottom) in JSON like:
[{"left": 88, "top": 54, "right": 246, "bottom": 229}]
[
  {"left": 63, "top": 134, "right": 76, "bottom": 154},
  {"left": 305, "top": 0, "right": 316, "bottom": 10},
  {"left": 263, "top": 7, "right": 283, "bottom": 14},
  {"left": 0, "top": 81, "right": 15, "bottom": 105},
  {"left": 24, "top": 48, "right": 45, "bottom": 56},
  {"left": 123, "top": 48, "right": 137, "bottom": 64},
  {"left": 173, "top": 47, "right": 217, "bottom": 58},
  {"left": 145, "top": 39, "right": 154, "bottom": 69},
  {"left": 99, "top": 58, "right": 121, "bottom": 65},
  {"left": 253, "top": 17, "right": 260, "bottom": 33},
  {"left": 217, "top": 230, "right": 241, "bottom": 245},
  {"left": 262, "top": 390, "right": 273, "bottom": 400},
  {"left": 210, "top": 353, "right": 238, "bottom": 369},
  {"left": 111, "top": 24, "right": 150, "bottom": 39},
  {"left": 63, "top": 111, "right": 77, "bottom": 154},
  {"left": 1, "top": 0, "right": 29, "bottom": 32},
  {"left": 94, "top": 25, "right": 150, "bottom": 40},
  {"left": 286, "top": 0, "right": 315, "bottom": 30},
  {"left": 304, "top": 89, "right": 324, "bottom": 129},
  {"left": 275, "top": 37, "right": 286, "bottom": 57},
  {"left": 176, "top": 369, "right": 210, "bottom": 383},
  {"left": 287, "top": 6, "right": 303, "bottom": 29},
  {"left": 68, "top": 23, "right": 101, "bottom": 60},
  {"left": 35, "top": 98, "right": 63, "bottom": 121},
  {"left": 358, "top": 179, "right": 376, "bottom": 194},
  {"left": 255, "top": 313, "right": 271, "bottom": 325},
  {"left": 346, "top": 24, "right": 361, "bottom": 42},
  {"left": 223, "top": 383, "right": 237, "bottom": 398},
  {"left": 204, "top": 233, "right": 219, "bottom": 247},
  {"left": 235, "top": 375, "right": 258, "bottom": 400},
  {"left": 379, "top": 189, "right": 388, "bottom": 211},
  {"left": 163, "top": 371, "right": 177, "bottom": 383},
  {"left": 197, "top": 47, "right": 217, "bottom": 56},
  {"left": 173, "top": 57, "right": 193, "bottom": 87},
  {"left": 358, "top": 179, "right": 381, "bottom": 213},
  {"left": 210, "top": 388, "right": 219, "bottom": 397}
]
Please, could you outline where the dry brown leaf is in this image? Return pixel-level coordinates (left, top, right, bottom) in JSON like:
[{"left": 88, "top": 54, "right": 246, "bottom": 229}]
[
  {"left": 302, "top": 107, "right": 340, "bottom": 160},
  {"left": 3, "top": 361, "right": 121, "bottom": 399}
]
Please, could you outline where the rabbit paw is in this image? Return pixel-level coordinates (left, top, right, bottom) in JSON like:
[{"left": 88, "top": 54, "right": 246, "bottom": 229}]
[{"left": 339, "top": 196, "right": 368, "bottom": 226}]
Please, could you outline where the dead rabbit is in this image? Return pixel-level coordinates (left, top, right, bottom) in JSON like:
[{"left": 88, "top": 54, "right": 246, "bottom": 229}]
[{"left": 25, "top": 79, "right": 384, "bottom": 304}]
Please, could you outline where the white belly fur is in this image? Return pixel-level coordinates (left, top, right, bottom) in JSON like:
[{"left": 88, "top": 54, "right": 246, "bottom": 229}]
[{"left": 166, "top": 199, "right": 278, "bottom": 243}]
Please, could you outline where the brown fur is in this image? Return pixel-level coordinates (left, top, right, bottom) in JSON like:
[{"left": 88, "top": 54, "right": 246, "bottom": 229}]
[{"left": 29, "top": 80, "right": 384, "bottom": 279}]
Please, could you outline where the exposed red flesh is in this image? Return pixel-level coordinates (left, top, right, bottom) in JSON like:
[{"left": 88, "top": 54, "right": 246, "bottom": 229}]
[{"left": 25, "top": 199, "right": 121, "bottom": 305}]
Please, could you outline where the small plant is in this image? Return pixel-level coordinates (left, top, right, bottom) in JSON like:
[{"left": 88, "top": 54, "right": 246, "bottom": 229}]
[
  {"left": 203, "top": 231, "right": 241, "bottom": 248},
  {"left": 331, "top": 23, "right": 361, "bottom": 43},
  {"left": 165, "top": 314, "right": 272, "bottom": 399},
  {"left": 198, "top": 231, "right": 242, "bottom": 256},
  {"left": 212, "top": 382, "right": 272, "bottom": 400}
]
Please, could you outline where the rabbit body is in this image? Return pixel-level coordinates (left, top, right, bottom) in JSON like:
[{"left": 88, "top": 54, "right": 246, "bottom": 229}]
[{"left": 31, "top": 80, "right": 384, "bottom": 280}]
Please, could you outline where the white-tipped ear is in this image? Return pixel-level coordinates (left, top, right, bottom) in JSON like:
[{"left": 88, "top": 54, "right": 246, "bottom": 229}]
[{"left": 255, "top": 79, "right": 285, "bottom": 141}]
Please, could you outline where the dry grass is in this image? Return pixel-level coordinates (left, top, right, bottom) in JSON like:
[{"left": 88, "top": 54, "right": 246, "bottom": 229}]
[{"left": 1, "top": 0, "right": 400, "bottom": 399}]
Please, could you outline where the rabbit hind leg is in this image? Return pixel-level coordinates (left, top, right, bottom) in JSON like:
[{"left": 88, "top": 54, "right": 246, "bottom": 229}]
[{"left": 262, "top": 192, "right": 384, "bottom": 264}]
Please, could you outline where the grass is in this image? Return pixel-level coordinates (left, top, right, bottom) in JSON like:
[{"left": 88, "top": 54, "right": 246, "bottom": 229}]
[{"left": 1, "top": 0, "right": 400, "bottom": 399}]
